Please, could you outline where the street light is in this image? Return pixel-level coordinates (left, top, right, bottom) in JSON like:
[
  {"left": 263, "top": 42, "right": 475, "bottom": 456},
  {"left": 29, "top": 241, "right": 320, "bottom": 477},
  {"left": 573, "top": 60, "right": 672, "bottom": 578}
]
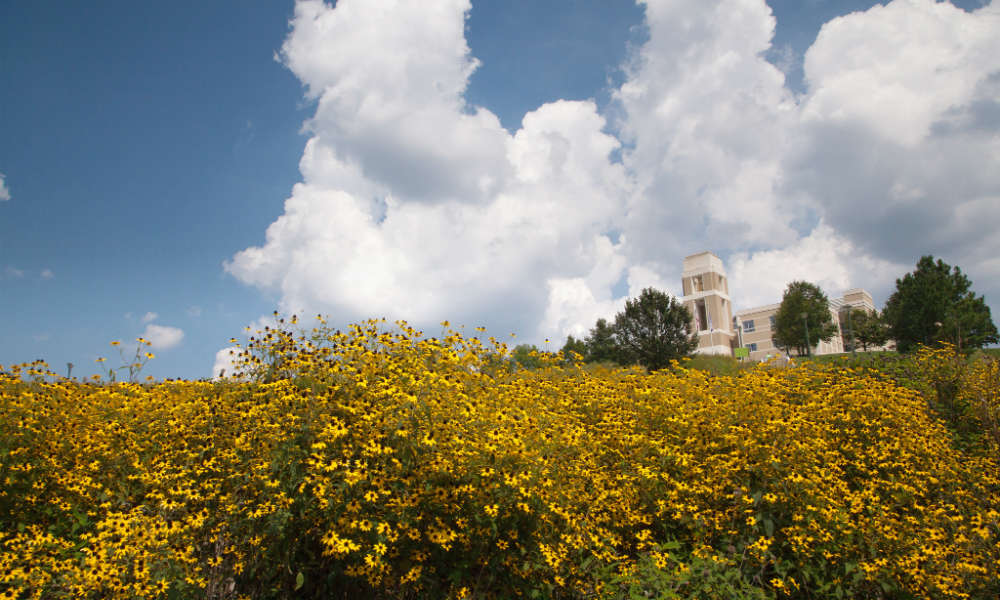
[
  {"left": 801, "top": 311, "right": 810, "bottom": 357},
  {"left": 847, "top": 308, "right": 855, "bottom": 355}
]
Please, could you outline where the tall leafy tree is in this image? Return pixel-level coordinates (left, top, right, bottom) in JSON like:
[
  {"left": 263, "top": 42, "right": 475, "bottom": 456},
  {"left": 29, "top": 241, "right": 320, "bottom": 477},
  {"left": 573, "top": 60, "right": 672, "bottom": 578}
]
[
  {"left": 883, "top": 256, "right": 998, "bottom": 352},
  {"left": 612, "top": 288, "right": 698, "bottom": 371},
  {"left": 584, "top": 318, "right": 620, "bottom": 364},
  {"left": 559, "top": 335, "right": 588, "bottom": 363},
  {"left": 772, "top": 281, "right": 839, "bottom": 357},
  {"left": 852, "top": 309, "right": 891, "bottom": 352}
]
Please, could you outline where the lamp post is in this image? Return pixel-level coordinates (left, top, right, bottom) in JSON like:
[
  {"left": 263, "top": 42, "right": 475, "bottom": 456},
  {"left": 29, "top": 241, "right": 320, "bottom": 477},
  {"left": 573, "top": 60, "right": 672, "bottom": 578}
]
[
  {"left": 847, "top": 308, "right": 855, "bottom": 355},
  {"left": 801, "top": 311, "right": 810, "bottom": 357}
]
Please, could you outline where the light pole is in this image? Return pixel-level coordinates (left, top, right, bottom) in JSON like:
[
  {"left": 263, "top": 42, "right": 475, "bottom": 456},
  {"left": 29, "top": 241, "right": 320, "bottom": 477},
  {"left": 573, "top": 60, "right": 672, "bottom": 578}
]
[
  {"left": 847, "top": 309, "right": 855, "bottom": 355},
  {"left": 735, "top": 317, "right": 743, "bottom": 353},
  {"left": 801, "top": 311, "right": 810, "bottom": 357}
]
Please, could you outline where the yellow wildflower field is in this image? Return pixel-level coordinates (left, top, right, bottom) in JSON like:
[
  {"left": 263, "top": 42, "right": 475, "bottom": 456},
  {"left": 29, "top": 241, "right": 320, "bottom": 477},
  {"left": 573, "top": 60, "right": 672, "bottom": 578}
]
[{"left": 1, "top": 319, "right": 997, "bottom": 599}]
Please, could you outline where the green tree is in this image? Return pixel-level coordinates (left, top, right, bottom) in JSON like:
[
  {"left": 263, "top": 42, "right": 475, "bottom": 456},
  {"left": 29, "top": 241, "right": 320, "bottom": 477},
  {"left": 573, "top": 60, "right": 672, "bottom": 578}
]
[
  {"left": 559, "top": 335, "right": 588, "bottom": 363},
  {"left": 584, "top": 318, "right": 620, "bottom": 364},
  {"left": 772, "top": 281, "right": 839, "bottom": 357},
  {"left": 613, "top": 288, "right": 698, "bottom": 371},
  {"left": 884, "top": 256, "right": 998, "bottom": 352},
  {"left": 853, "top": 309, "right": 891, "bottom": 352},
  {"left": 509, "top": 344, "right": 543, "bottom": 370}
]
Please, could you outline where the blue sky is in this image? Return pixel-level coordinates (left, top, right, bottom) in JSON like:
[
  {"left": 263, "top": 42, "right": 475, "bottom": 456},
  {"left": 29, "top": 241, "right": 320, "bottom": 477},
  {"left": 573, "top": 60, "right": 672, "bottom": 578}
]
[{"left": 2, "top": 0, "right": 997, "bottom": 380}]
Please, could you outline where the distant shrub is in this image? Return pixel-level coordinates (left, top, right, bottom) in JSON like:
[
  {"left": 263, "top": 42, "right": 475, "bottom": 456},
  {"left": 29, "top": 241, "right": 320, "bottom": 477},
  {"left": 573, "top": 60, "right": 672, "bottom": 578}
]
[{"left": 680, "top": 354, "right": 748, "bottom": 377}]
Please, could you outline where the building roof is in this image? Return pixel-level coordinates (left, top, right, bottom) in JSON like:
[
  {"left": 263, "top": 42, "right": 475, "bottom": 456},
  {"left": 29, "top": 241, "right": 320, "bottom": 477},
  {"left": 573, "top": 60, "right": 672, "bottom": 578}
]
[
  {"left": 734, "top": 302, "right": 781, "bottom": 317},
  {"left": 682, "top": 251, "right": 726, "bottom": 277}
]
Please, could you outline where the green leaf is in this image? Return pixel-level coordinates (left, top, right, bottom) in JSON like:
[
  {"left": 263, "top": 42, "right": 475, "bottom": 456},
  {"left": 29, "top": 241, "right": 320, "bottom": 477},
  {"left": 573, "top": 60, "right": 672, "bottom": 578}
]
[
  {"left": 763, "top": 517, "right": 774, "bottom": 538},
  {"left": 294, "top": 571, "right": 304, "bottom": 591}
]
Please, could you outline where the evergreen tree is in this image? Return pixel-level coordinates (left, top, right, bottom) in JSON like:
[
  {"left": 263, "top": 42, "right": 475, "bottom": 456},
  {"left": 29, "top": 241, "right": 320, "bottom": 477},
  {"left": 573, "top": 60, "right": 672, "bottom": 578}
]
[
  {"left": 883, "top": 256, "right": 998, "bottom": 352},
  {"left": 584, "top": 318, "right": 620, "bottom": 364}
]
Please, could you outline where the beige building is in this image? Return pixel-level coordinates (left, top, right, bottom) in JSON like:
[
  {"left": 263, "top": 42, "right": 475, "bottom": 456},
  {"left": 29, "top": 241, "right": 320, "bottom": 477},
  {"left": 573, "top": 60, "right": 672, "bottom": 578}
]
[
  {"left": 681, "top": 251, "right": 883, "bottom": 361},
  {"left": 680, "top": 252, "right": 736, "bottom": 355},
  {"left": 733, "top": 302, "right": 846, "bottom": 361},
  {"left": 733, "top": 287, "right": 884, "bottom": 361},
  {"left": 831, "top": 288, "right": 877, "bottom": 315}
]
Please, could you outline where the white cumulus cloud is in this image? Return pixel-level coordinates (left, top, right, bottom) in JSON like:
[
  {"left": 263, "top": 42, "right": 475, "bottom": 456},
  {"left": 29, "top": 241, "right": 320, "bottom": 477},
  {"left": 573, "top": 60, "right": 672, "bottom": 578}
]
[
  {"left": 0, "top": 173, "right": 10, "bottom": 202},
  {"left": 226, "top": 0, "right": 631, "bottom": 342},
  {"left": 788, "top": 0, "right": 1000, "bottom": 271},
  {"left": 142, "top": 324, "right": 184, "bottom": 350},
  {"left": 141, "top": 311, "right": 159, "bottom": 324},
  {"left": 226, "top": 0, "right": 1000, "bottom": 349},
  {"left": 212, "top": 346, "right": 241, "bottom": 380},
  {"left": 727, "top": 223, "right": 903, "bottom": 311}
]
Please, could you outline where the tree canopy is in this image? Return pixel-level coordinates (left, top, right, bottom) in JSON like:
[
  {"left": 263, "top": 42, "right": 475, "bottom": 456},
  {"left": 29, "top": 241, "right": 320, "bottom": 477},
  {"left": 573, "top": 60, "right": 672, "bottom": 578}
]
[
  {"left": 772, "top": 281, "right": 839, "bottom": 356},
  {"left": 559, "top": 335, "right": 588, "bottom": 363},
  {"left": 850, "top": 309, "right": 891, "bottom": 352},
  {"left": 612, "top": 287, "right": 698, "bottom": 371},
  {"left": 584, "top": 318, "right": 620, "bottom": 364},
  {"left": 509, "top": 344, "right": 543, "bottom": 370},
  {"left": 883, "top": 256, "right": 998, "bottom": 352}
]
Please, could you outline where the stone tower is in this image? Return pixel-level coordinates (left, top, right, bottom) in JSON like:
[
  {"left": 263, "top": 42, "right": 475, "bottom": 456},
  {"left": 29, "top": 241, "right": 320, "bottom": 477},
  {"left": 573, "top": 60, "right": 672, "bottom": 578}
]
[{"left": 681, "top": 251, "right": 735, "bottom": 355}]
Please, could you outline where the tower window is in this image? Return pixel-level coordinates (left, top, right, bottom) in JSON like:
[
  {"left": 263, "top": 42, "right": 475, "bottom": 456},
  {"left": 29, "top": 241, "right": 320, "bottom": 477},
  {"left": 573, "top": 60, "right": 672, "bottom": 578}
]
[{"left": 695, "top": 299, "right": 709, "bottom": 331}]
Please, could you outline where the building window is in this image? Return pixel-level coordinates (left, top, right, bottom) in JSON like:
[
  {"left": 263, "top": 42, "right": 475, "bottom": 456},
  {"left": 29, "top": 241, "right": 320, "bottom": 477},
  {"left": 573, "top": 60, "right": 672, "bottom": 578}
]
[
  {"left": 692, "top": 275, "right": 704, "bottom": 292},
  {"left": 694, "top": 299, "right": 708, "bottom": 331},
  {"left": 746, "top": 343, "right": 758, "bottom": 352},
  {"left": 743, "top": 319, "right": 755, "bottom": 332},
  {"left": 769, "top": 316, "right": 776, "bottom": 329}
]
